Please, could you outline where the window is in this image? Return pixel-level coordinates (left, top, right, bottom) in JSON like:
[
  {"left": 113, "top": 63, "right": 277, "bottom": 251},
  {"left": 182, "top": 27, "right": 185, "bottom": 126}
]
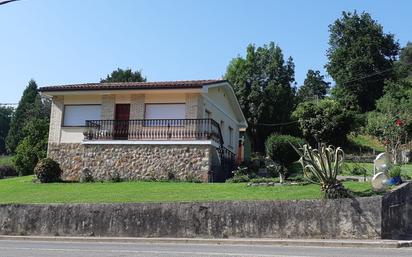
[
  {"left": 228, "top": 126, "right": 234, "bottom": 147},
  {"left": 144, "top": 103, "right": 185, "bottom": 126},
  {"left": 63, "top": 105, "right": 101, "bottom": 127}
]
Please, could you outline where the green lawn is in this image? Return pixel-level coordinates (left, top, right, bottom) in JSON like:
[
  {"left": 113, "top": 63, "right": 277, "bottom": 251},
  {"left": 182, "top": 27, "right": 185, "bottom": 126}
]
[
  {"left": 0, "top": 176, "right": 374, "bottom": 204},
  {"left": 341, "top": 162, "right": 412, "bottom": 177},
  {"left": 347, "top": 134, "right": 385, "bottom": 152},
  {"left": 0, "top": 156, "right": 13, "bottom": 166}
]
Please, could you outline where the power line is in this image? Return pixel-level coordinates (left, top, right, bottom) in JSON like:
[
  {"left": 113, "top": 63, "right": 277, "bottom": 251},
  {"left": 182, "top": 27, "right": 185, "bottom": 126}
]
[
  {"left": 257, "top": 120, "right": 298, "bottom": 126},
  {"left": 0, "top": 0, "right": 19, "bottom": 6}
]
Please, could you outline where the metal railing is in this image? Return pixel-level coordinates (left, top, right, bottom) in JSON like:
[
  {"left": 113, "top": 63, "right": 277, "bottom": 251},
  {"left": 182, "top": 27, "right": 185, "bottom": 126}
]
[{"left": 84, "top": 118, "right": 222, "bottom": 144}]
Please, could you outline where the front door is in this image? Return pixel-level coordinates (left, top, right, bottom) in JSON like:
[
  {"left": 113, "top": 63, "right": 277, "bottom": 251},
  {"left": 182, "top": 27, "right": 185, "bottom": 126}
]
[{"left": 114, "top": 104, "right": 130, "bottom": 139}]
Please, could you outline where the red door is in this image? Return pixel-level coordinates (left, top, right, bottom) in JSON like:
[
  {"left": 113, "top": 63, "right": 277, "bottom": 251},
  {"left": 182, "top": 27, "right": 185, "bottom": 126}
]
[{"left": 114, "top": 104, "right": 130, "bottom": 139}]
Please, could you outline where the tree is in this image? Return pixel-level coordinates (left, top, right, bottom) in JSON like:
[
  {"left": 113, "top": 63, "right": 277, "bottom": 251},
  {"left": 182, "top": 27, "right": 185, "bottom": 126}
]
[
  {"left": 326, "top": 11, "right": 400, "bottom": 112},
  {"left": 296, "top": 70, "right": 330, "bottom": 103},
  {"left": 225, "top": 42, "right": 296, "bottom": 151},
  {"left": 14, "top": 118, "right": 49, "bottom": 176},
  {"left": 6, "top": 80, "right": 49, "bottom": 154},
  {"left": 292, "top": 99, "right": 354, "bottom": 146},
  {"left": 365, "top": 80, "right": 412, "bottom": 164},
  {"left": 100, "top": 68, "right": 146, "bottom": 83},
  {"left": 0, "top": 106, "right": 13, "bottom": 154},
  {"left": 398, "top": 42, "right": 412, "bottom": 78}
]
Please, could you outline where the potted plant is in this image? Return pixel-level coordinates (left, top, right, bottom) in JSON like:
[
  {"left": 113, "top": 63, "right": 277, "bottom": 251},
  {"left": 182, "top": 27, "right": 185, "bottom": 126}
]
[{"left": 387, "top": 166, "right": 402, "bottom": 185}]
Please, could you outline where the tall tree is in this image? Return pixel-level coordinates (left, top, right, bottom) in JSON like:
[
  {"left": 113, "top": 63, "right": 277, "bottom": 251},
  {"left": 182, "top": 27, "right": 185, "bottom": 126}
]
[
  {"left": 326, "top": 11, "right": 399, "bottom": 112},
  {"left": 5, "top": 80, "right": 49, "bottom": 154},
  {"left": 399, "top": 42, "right": 412, "bottom": 78},
  {"left": 225, "top": 42, "right": 296, "bottom": 151},
  {"left": 292, "top": 99, "right": 354, "bottom": 147},
  {"left": 296, "top": 70, "right": 330, "bottom": 103},
  {"left": 366, "top": 80, "right": 412, "bottom": 164},
  {"left": 0, "top": 106, "right": 14, "bottom": 154},
  {"left": 101, "top": 68, "right": 146, "bottom": 83}
]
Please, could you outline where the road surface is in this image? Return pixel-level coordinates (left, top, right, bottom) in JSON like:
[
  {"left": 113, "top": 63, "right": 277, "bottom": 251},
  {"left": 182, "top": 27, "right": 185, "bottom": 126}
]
[{"left": 0, "top": 239, "right": 411, "bottom": 257}]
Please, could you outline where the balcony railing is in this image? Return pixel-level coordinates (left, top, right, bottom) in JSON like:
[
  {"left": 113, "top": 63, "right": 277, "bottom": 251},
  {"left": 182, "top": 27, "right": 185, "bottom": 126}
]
[{"left": 83, "top": 118, "right": 223, "bottom": 144}]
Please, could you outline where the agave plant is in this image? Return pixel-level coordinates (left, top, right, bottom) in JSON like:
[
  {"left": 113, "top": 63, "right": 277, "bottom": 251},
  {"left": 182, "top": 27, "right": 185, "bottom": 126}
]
[{"left": 291, "top": 144, "right": 349, "bottom": 199}]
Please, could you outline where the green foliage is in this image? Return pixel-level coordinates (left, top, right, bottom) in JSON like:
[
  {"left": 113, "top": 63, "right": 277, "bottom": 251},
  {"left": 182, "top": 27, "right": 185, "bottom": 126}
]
[
  {"left": 249, "top": 177, "right": 280, "bottom": 183},
  {"left": 0, "top": 165, "right": 17, "bottom": 179},
  {"left": 365, "top": 80, "right": 412, "bottom": 164},
  {"left": 226, "top": 174, "right": 250, "bottom": 183},
  {"left": 296, "top": 70, "right": 330, "bottom": 103},
  {"left": 101, "top": 68, "right": 146, "bottom": 83},
  {"left": 6, "top": 80, "right": 50, "bottom": 154},
  {"left": 34, "top": 158, "right": 62, "bottom": 183},
  {"left": 79, "top": 168, "right": 94, "bottom": 183},
  {"left": 265, "top": 134, "right": 305, "bottom": 169},
  {"left": 388, "top": 165, "right": 402, "bottom": 178},
  {"left": 292, "top": 144, "right": 350, "bottom": 199},
  {"left": 225, "top": 42, "right": 296, "bottom": 151},
  {"left": 14, "top": 119, "right": 49, "bottom": 176},
  {"left": 398, "top": 42, "right": 412, "bottom": 78},
  {"left": 326, "top": 11, "right": 399, "bottom": 112},
  {"left": 292, "top": 99, "right": 354, "bottom": 146},
  {"left": 0, "top": 106, "right": 13, "bottom": 154},
  {"left": 347, "top": 133, "right": 385, "bottom": 152}
]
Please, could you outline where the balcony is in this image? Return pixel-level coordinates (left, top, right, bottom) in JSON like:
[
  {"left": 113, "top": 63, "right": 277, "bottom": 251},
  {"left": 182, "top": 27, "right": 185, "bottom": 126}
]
[{"left": 83, "top": 118, "right": 223, "bottom": 145}]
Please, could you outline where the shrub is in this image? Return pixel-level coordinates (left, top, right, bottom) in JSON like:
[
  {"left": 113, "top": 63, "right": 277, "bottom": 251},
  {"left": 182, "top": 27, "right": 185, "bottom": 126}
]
[
  {"left": 226, "top": 175, "right": 250, "bottom": 183},
  {"left": 388, "top": 166, "right": 402, "bottom": 178},
  {"left": 0, "top": 165, "right": 17, "bottom": 179},
  {"left": 79, "top": 168, "right": 94, "bottom": 183},
  {"left": 265, "top": 134, "right": 305, "bottom": 170},
  {"left": 249, "top": 177, "right": 280, "bottom": 183},
  {"left": 109, "top": 171, "right": 122, "bottom": 182},
  {"left": 34, "top": 158, "right": 62, "bottom": 183},
  {"left": 14, "top": 119, "right": 48, "bottom": 176}
]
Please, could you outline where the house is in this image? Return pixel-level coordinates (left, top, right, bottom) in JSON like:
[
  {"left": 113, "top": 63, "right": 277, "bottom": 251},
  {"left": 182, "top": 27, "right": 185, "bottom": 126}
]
[{"left": 39, "top": 80, "right": 247, "bottom": 182}]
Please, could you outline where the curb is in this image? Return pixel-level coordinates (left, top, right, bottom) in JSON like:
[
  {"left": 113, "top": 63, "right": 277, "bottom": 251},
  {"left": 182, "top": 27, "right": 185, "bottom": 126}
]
[{"left": 0, "top": 235, "right": 411, "bottom": 248}]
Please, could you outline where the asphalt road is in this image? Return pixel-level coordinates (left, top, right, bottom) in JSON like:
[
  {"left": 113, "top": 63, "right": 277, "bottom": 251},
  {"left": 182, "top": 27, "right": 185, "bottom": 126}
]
[{"left": 0, "top": 239, "right": 411, "bottom": 257}]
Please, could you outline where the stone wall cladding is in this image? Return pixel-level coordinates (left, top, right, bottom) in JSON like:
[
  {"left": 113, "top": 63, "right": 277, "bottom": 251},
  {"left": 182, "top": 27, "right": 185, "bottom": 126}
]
[
  {"left": 48, "top": 143, "right": 212, "bottom": 182},
  {"left": 48, "top": 143, "right": 84, "bottom": 181}
]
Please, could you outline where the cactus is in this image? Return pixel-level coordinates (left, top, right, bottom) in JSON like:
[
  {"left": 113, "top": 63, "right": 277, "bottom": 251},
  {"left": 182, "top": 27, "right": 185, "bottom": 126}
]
[{"left": 291, "top": 144, "right": 349, "bottom": 199}]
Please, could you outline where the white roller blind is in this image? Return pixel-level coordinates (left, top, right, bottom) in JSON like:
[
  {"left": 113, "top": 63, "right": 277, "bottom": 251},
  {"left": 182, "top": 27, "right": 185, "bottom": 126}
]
[
  {"left": 63, "top": 105, "right": 101, "bottom": 126},
  {"left": 145, "top": 104, "right": 185, "bottom": 119}
]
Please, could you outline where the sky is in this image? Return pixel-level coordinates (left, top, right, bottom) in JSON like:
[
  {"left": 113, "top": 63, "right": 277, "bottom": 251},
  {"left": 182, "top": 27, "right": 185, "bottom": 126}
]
[{"left": 0, "top": 0, "right": 411, "bottom": 103}]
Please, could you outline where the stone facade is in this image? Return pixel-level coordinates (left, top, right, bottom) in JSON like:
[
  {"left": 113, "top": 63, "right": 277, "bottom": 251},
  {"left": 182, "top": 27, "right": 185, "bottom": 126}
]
[{"left": 48, "top": 143, "right": 213, "bottom": 182}]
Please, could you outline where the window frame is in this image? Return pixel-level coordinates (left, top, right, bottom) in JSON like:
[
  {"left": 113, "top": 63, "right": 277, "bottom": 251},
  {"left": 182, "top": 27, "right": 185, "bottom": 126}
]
[
  {"left": 228, "top": 126, "right": 234, "bottom": 148},
  {"left": 143, "top": 103, "right": 186, "bottom": 127},
  {"left": 62, "top": 104, "right": 102, "bottom": 127}
]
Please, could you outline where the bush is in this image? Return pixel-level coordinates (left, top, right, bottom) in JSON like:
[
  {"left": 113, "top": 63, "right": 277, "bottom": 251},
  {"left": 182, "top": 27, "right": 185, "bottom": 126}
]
[
  {"left": 388, "top": 166, "right": 402, "bottom": 178},
  {"left": 34, "top": 158, "right": 62, "bottom": 183},
  {"left": 79, "top": 168, "right": 94, "bottom": 183},
  {"left": 265, "top": 134, "right": 305, "bottom": 169},
  {"left": 226, "top": 174, "right": 250, "bottom": 183},
  {"left": 13, "top": 119, "right": 48, "bottom": 176},
  {"left": 249, "top": 177, "right": 280, "bottom": 183},
  {"left": 0, "top": 165, "right": 17, "bottom": 179}
]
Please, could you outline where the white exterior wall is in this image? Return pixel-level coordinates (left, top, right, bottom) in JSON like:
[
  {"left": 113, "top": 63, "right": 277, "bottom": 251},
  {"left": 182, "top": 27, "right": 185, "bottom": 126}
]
[
  {"left": 47, "top": 88, "right": 243, "bottom": 154},
  {"left": 202, "top": 87, "right": 241, "bottom": 154}
]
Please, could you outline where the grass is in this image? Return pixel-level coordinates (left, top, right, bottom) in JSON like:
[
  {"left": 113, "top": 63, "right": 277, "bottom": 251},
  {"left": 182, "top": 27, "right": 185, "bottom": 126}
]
[
  {"left": 341, "top": 162, "right": 412, "bottom": 177},
  {"left": 0, "top": 156, "right": 13, "bottom": 167},
  {"left": 0, "top": 176, "right": 374, "bottom": 204},
  {"left": 347, "top": 134, "right": 385, "bottom": 152}
]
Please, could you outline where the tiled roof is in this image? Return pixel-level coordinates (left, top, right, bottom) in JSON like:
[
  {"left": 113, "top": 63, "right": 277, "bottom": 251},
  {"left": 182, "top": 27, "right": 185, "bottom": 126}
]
[{"left": 39, "top": 79, "right": 226, "bottom": 92}]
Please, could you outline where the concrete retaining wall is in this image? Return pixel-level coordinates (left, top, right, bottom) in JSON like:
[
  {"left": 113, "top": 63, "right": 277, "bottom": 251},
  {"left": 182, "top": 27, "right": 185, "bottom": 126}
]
[{"left": 0, "top": 183, "right": 410, "bottom": 239}]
